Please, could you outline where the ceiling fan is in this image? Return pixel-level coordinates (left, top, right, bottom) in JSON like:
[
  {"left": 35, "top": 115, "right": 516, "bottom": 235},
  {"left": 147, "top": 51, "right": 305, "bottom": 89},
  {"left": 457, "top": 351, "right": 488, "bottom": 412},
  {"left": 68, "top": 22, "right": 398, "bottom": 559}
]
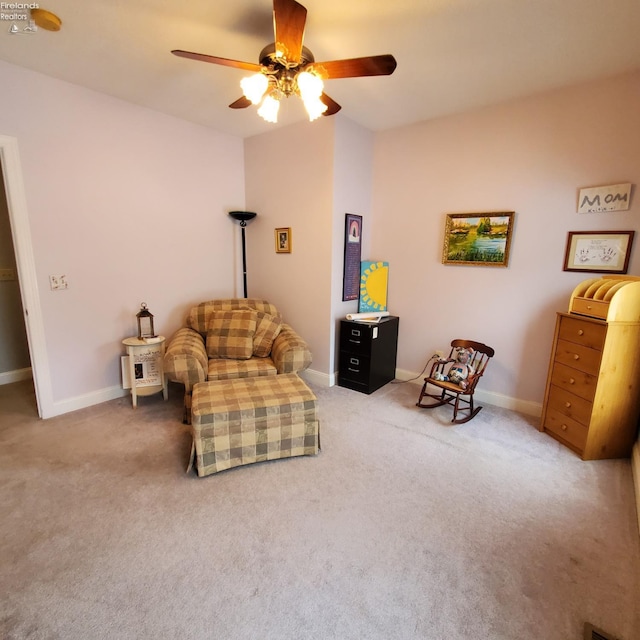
[{"left": 171, "top": 0, "right": 397, "bottom": 123}]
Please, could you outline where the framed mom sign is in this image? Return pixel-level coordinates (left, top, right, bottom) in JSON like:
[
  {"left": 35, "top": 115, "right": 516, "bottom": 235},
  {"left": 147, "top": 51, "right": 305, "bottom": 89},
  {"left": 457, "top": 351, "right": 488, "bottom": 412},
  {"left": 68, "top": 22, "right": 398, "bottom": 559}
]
[{"left": 577, "top": 183, "right": 632, "bottom": 214}]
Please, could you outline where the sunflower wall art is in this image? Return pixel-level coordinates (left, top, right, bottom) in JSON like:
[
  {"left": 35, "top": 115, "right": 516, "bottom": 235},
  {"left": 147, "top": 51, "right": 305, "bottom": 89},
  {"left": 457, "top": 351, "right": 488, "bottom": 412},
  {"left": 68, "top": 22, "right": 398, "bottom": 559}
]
[{"left": 359, "top": 261, "right": 389, "bottom": 313}]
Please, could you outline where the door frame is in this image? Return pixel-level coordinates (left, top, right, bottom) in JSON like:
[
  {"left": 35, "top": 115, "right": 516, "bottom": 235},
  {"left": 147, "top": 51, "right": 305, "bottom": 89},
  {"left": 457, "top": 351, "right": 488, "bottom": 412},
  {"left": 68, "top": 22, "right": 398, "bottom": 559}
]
[{"left": 0, "top": 134, "right": 52, "bottom": 418}]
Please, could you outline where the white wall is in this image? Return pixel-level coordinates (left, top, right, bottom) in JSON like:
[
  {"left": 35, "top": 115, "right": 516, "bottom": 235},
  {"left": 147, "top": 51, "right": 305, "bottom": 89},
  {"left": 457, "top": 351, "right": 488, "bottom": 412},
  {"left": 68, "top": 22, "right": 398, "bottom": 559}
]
[
  {"left": 244, "top": 116, "right": 376, "bottom": 382},
  {"left": 372, "top": 70, "right": 640, "bottom": 413},
  {"left": 244, "top": 118, "right": 335, "bottom": 377},
  {"left": 0, "top": 61, "right": 245, "bottom": 415},
  {"left": 1, "top": 58, "right": 638, "bottom": 421},
  {"left": 330, "top": 117, "right": 374, "bottom": 378}
]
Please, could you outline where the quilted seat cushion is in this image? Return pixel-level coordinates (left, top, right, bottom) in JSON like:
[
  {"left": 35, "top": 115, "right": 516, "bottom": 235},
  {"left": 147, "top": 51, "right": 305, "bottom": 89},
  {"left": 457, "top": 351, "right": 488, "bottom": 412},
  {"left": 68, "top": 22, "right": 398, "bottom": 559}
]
[
  {"left": 206, "top": 309, "right": 257, "bottom": 360},
  {"left": 207, "top": 357, "right": 277, "bottom": 380}
]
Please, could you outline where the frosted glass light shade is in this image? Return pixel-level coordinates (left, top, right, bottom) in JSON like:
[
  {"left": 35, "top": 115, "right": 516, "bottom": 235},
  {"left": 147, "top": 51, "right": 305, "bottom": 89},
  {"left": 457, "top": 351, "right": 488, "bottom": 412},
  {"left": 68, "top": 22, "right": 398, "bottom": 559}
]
[
  {"left": 297, "top": 71, "right": 323, "bottom": 99},
  {"left": 241, "top": 74, "right": 268, "bottom": 104},
  {"left": 258, "top": 94, "right": 280, "bottom": 123},
  {"left": 303, "top": 96, "right": 328, "bottom": 121}
]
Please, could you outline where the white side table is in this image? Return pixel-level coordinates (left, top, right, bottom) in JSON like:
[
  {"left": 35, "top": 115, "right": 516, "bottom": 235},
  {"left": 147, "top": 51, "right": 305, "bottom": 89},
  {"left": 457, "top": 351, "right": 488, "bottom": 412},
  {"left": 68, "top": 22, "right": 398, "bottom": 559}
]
[{"left": 122, "top": 336, "right": 168, "bottom": 408}]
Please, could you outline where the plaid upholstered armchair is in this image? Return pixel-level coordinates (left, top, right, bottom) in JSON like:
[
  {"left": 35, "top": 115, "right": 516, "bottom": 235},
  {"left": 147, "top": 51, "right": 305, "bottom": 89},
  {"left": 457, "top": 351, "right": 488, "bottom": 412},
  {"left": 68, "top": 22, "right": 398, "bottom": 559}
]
[{"left": 164, "top": 299, "right": 312, "bottom": 422}]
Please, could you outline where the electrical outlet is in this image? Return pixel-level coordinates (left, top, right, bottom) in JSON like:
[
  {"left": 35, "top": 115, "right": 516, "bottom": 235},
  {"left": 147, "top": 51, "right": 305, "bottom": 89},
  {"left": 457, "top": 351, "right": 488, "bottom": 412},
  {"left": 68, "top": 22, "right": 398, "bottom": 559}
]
[
  {"left": 49, "top": 275, "right": 68, "bottom": 291},
  {"left": 435, "top": 350, "right": 444, "bottom": 359}
]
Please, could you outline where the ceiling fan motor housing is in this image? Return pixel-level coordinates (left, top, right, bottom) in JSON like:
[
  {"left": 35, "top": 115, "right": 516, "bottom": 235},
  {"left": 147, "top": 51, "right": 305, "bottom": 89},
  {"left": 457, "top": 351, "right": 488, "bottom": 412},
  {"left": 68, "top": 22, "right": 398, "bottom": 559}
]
[{"left": 259, "top": 43, "right": 315, "bottom": 68}]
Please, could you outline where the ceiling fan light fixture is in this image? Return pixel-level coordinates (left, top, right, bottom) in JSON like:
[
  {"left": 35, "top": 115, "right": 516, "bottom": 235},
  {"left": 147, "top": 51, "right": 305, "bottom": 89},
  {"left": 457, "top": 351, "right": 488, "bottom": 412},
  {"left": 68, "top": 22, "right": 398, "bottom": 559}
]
[
  {"left": 240, "top": 73, "right": 269, "bottom": 104},
  {"left": 297, "top": 71, "right": 327, "bottom": 121},
  {"left": 171, "top": 0, "right": 397, "bottom": 125},
  {"left": 303, "top": 95, "right": 328, "bottom": 121},
  {"left": 297, "top": 71, "right": 323, "bottom": 99},
  {"left": 257, "top": 92, "right": 281, "bottom": 123}
]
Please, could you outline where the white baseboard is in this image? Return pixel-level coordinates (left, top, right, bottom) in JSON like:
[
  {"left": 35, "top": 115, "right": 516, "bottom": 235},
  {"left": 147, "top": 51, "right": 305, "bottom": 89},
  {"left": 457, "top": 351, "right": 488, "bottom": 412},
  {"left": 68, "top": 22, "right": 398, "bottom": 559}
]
[
  {"left": 394, "top": 367, "right": 542, "bottom": 417},
  {"left": 45, "top": 385, "right": 128, "bottom": 419},
  {"left": 44, "top": 371, "right": 329, "bottom": 419},
  {"left": 0, "top": 367, "right": 32, "bottom": 385},
  {"left": 632, "top": 441, "right": 640, "bottom": 538},
  {"left": 300, "top": 368, "right": 333, "bottom": 388},
  {"left": 474, "top": 389, "right": 542, "bottom": 417},
  {"left": 40, "top": 367, "right": 543, "bottom": 420},
  {"left": 44, "top": 370, "right": 332, "bottom": 419}
]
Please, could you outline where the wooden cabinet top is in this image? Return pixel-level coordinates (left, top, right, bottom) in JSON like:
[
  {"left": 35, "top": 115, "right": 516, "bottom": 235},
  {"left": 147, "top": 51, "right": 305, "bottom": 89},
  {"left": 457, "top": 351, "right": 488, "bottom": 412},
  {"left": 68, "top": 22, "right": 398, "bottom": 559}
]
[{"left": 569, "top": 275, "right": 640, "bottom": 322}]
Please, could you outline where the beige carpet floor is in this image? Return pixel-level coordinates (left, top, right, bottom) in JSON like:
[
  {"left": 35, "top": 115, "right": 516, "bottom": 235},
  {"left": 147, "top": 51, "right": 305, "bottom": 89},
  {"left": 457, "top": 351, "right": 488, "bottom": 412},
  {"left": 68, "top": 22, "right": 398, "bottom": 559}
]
[{"left": 1, "top": 378, "right": 639, "bottom": 639}]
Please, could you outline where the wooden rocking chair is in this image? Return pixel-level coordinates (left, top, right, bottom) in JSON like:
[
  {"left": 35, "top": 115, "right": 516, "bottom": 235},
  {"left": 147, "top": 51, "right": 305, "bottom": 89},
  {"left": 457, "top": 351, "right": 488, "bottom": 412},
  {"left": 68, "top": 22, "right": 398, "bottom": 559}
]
[{"left": 416, "top": 339, "right": 495, "bottom": 424}]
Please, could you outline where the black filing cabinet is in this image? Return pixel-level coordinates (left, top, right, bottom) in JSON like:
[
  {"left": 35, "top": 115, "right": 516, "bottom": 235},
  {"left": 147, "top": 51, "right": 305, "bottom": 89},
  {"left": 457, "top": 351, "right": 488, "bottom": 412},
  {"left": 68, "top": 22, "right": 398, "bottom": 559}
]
[{"left": 338, "top": 316, "right": 399, "bottom": 394}]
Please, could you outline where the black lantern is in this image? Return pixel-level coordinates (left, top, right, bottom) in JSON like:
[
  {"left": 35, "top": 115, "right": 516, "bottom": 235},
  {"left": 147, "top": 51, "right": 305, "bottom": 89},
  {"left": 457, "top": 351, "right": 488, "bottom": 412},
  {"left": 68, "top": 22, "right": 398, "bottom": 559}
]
[{"left": 136, "top": 303, "right": 156, "bottom": 340}]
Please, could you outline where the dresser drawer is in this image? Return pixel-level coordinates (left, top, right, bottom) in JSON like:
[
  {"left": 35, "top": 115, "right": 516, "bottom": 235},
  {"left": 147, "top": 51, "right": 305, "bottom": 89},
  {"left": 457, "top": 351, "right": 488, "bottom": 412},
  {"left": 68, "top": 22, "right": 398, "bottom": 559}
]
[
  {"left": 338, "top": 352, "right": 371, "bottom": 384},
  {"left": 546, "top": 385, "right": 592, "bottom": 426},
  {"left": 558, "top": 315, "right": 606, "bottom": 349},
  {"left": 570, "top": 297, "right": 609, "bottom": 320},
  {"left": 549, "top": 362, "right": 597, "bottom": 401},
  {"left": 554, "top": 339, "right": 602, "bottom": 375},
  {"left": 339, "top": 324, "right": 372, "bottom": 355},
  {"left": 544, "top": 409, "right": 588, "bottom": 451}
]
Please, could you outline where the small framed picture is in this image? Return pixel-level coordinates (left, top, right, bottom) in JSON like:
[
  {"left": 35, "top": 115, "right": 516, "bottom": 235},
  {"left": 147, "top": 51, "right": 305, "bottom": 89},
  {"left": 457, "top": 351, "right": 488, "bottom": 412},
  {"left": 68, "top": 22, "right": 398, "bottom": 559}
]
[
  {"left": 275, "top": 227, "right": 291, "bottom": 253},
  {"left": 563, "top": 230, "right": 635, "bottom": 273}
]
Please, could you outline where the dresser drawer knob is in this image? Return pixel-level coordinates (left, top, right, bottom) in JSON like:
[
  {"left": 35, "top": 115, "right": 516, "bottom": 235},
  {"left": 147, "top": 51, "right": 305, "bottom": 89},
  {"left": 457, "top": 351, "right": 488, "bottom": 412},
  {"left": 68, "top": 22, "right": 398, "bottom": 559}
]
[
  {"left": 573, "top": 354, "right": 580, "bottom": 360},
  {"left": 578, "top": 329, "right": 584, "bottom": 336},
  {"left": 565, "top": 402, "right": 571, "bottom": 408},
  {"left": 569, "top": 378, "right": 575, "bottom": 385},
  {"left": 561, "top": 424, "right": 568, "bottom": 431}
]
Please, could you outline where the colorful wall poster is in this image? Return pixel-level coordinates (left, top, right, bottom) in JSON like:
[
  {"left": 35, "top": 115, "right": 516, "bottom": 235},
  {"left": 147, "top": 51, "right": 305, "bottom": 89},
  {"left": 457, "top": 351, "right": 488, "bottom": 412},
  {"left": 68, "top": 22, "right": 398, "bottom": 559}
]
[{"left": 359, "top": 261, "right": 389, "bottom": 313}]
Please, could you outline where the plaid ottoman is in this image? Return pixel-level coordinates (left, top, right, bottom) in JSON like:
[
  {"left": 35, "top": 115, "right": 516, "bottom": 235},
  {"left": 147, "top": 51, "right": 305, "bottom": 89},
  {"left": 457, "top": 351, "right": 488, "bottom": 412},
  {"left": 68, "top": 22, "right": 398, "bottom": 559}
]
[{"left": 190, "top": 373, "right": 319, "bottom": 476}]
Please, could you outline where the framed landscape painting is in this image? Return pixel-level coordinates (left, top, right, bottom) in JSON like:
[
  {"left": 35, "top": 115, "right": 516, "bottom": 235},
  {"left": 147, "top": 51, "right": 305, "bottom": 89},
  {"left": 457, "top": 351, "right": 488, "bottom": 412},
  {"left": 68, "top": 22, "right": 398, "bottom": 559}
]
[{"left": 442, "top": 212, "right": 515, "bottom": 267}]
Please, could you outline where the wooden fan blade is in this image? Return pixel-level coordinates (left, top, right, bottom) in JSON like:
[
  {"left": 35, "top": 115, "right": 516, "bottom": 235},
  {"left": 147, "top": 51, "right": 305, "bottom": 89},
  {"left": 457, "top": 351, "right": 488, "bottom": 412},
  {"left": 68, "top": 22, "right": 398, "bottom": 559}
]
[
  {"left": 273, "top": 0, "right": 307, "bottom": 64},
  {"left": 229, "top": 96, "right": 252, "bottom": 109},
  {"left": 313, "top": 54, "right": 397, "bottom": 79},
  {"left": 171, "top": 50, "right": 262, "bottom": 72},
  {"left": 320, "top": 93, "right": 341, "bottom": 116}
]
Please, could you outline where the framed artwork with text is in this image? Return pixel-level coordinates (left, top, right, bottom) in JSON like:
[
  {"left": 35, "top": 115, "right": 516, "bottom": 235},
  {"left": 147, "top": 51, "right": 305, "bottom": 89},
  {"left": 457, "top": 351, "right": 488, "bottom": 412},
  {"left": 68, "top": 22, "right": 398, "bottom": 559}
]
[{"left": 342, "top": 214, "right": 362, "bottom": 300}]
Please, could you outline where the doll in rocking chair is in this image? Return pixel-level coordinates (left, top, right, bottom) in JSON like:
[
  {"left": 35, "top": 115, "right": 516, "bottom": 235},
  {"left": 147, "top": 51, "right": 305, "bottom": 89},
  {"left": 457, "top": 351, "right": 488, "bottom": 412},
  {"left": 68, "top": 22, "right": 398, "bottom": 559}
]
[{"left": 432, "top": 346, "right": 475, "bottom": 390}]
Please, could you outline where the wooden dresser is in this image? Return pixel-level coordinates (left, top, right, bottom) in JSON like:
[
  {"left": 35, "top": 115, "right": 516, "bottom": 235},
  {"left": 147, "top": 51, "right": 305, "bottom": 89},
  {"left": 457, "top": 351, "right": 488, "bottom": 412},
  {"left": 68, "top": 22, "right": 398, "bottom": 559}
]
[{"left": 540, "top": 275, "right": 640, "bottom": 460}]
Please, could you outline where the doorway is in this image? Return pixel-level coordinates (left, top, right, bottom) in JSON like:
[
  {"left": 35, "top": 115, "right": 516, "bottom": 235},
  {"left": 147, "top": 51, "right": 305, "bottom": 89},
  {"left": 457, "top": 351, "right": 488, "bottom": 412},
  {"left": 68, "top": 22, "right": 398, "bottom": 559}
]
[
  {"left": 0, "top": 168, "right": 31, "bottom": 385},
  {"left": 0, "top": 135, "right": 52, "bottom": 418}
]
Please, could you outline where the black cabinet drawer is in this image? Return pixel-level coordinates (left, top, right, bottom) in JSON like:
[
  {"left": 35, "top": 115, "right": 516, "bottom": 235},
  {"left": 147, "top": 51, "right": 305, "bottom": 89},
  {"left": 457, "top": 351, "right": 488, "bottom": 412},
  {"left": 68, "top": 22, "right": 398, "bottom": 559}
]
[
  {"left": 338, "top": 352, "right": 371, "bottom": 384},
  {"left": 339, "top": 324, "right": 372, "bottom": 355}
]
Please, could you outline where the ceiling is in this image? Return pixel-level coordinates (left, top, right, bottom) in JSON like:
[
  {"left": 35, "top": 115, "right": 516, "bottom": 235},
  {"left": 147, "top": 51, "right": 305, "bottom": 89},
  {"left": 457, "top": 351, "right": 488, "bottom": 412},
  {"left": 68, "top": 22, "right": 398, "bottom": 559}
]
[{"left": 1, "top": 0, "right": 639, "bottom": 139}]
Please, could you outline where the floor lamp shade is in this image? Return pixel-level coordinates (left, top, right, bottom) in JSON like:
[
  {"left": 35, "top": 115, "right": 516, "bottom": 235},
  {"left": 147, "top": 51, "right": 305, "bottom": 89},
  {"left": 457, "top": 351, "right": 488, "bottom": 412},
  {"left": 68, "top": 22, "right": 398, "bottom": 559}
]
[{"left": 229, "top": 211, "right": 257, "bottom": 298}]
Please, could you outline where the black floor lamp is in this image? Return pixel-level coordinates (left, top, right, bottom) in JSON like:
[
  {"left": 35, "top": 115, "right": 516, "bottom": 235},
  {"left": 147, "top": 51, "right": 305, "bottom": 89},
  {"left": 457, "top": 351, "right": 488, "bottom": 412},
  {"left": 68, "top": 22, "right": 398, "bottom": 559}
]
[{"left": 229, "top": 211, "right": 257, "bottom": 298}]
